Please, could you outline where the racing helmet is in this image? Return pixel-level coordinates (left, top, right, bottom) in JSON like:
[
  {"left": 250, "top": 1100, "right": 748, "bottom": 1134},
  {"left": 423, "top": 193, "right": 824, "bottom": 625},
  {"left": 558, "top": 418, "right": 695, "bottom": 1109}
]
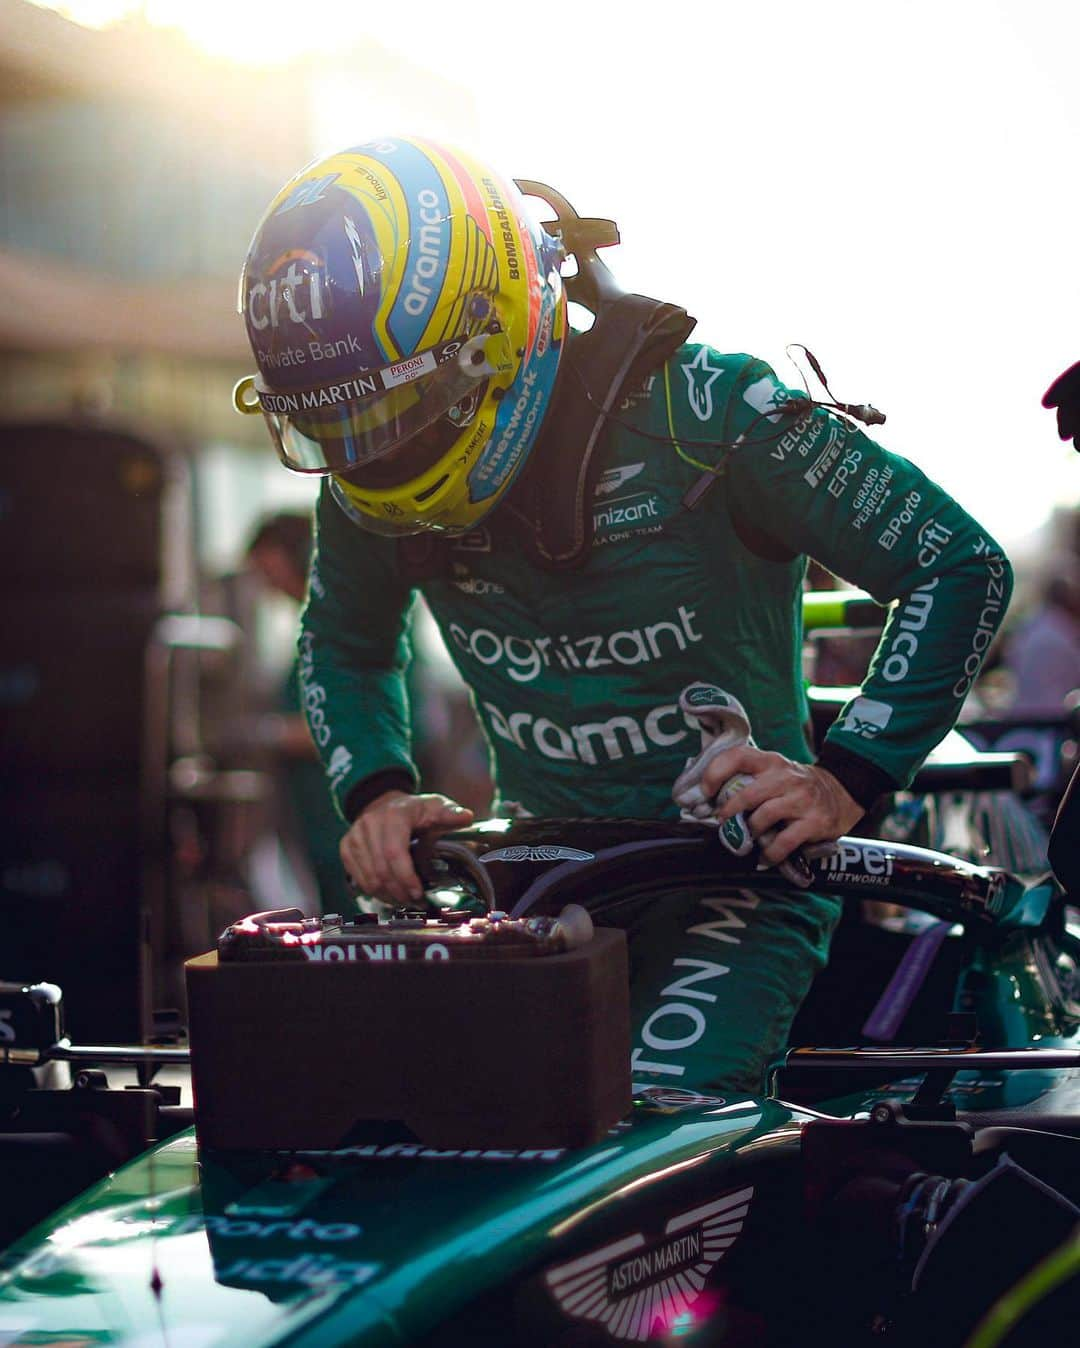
[{"left": 234, "top": 137, "right": 566, "bottom": 535}]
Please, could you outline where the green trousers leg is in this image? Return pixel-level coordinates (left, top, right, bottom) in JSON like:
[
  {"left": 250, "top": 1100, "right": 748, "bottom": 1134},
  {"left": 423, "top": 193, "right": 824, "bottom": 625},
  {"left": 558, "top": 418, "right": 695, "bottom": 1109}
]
[{"left": 624, "top": 883, "right": 843, "bottom": 1097}]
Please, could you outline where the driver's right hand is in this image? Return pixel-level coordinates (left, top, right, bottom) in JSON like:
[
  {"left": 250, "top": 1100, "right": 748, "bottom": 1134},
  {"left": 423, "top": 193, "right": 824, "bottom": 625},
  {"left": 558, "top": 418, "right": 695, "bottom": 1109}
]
[{"left": 341, "top": 789, "right": 474, "bottom": 905}]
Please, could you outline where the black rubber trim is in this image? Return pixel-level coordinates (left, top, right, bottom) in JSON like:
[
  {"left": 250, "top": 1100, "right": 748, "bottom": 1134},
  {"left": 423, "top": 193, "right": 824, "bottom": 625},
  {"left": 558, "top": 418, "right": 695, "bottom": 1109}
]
[
  {"left": 817, "top": 742, "right": 898, "bottom": 811},
  {"left": 344, "top": 769, "right": 417, "bottom": 822}
]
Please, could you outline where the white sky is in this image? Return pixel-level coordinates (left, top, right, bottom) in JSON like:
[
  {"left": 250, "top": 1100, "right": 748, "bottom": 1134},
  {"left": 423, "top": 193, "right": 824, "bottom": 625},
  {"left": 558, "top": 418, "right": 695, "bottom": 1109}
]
[{"left": 34, "top": 0, "right": 1080, "bottom": 554}]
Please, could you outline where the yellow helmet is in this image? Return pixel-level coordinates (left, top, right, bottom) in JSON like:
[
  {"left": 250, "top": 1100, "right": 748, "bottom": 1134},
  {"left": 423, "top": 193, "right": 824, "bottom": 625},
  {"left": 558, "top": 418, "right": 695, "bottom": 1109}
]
[{"left": 235, "top": 137, "right": 566, "bottom": 535}]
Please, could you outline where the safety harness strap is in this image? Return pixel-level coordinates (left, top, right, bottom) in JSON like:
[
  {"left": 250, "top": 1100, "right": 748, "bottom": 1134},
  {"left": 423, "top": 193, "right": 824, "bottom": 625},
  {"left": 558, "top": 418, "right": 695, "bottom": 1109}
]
[
  {"left": 511, "top": 293, "right": 695, "bottom": 570},
  {"left": 397, "top": 293, "right": 693, "bottom": 580},
  {"left": 397, "top": 180, "right": 694, "bottom": 579}
]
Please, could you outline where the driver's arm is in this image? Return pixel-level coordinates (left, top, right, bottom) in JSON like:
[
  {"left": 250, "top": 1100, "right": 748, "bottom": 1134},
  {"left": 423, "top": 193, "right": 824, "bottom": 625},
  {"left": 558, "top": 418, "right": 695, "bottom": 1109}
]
[
  {"left": 723, "top": 355, "right": 1013, "bottom": 809},
  {"left": 298, "top": 483, "right": 472, "bottom": 903}
]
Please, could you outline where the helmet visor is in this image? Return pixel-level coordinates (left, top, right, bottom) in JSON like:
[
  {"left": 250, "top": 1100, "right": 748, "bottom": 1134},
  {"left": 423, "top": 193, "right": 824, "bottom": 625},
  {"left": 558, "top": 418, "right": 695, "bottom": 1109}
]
[{"left": 236, "top": 329, "right": 513, "bottom": 476}]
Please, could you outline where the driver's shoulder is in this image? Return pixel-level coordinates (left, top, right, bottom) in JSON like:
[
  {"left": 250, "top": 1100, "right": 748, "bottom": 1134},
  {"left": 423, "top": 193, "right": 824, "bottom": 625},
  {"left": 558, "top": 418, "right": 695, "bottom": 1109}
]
[{"left": 654, "top": 344, "right": 774, "bottom": 430}]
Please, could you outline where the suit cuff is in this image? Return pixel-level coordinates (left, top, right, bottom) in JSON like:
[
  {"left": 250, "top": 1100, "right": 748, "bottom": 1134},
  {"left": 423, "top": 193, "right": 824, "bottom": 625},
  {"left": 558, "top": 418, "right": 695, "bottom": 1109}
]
[
  {"left": 343, "top": 769, "right": 417, "bottom": 822},
  {"left": 816, "top": 742, "right": 899, "bottom": 811}
]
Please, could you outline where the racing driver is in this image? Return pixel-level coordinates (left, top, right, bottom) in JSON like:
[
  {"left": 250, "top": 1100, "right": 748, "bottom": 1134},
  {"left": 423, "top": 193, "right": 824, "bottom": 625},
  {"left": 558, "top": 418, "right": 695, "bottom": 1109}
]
[{"left": 234, "top": 136, "right": 1014, "bottom": 1096}]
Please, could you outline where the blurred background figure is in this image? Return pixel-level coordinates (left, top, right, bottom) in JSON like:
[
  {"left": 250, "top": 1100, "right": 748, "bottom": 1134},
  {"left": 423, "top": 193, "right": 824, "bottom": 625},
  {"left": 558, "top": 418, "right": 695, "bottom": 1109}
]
[
  {"left": 245, "top": 511, "right": 353, "bottom": 915},
  {"left": 243, "top": 512, "right": 492, "bottom": 912},
  {"left": 803, "top": 560, "right": 880, "bottom": 689},
  {"left": 1002, "top": 563, "right": 1080, "bottom": 717}
]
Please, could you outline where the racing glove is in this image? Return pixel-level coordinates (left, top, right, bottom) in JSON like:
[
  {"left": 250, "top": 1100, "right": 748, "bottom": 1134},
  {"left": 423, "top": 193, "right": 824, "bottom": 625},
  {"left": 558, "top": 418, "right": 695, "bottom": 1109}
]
[
  {"left": 1042, "top": 361, "right": 1080, "bottom": 449},
  {"left": 672, "top": 682, "right": 816, "bottom": 888}
]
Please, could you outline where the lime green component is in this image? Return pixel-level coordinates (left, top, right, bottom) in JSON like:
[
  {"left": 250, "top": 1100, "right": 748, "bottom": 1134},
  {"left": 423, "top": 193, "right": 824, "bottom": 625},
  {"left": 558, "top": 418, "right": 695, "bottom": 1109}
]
[
  {"left": 964, "top": 1228, "right": 1080, "bottom": 1348},
  {"left": 802, "top": 589, "right": 885, "bottom": 632}
]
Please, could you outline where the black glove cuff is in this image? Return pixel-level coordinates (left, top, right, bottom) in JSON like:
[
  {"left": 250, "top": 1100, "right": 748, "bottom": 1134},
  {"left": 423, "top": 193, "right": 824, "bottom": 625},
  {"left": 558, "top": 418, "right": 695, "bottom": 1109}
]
[
  {"left": 816, "top": 742, "right": 899, "bottom": 812},
  {"left": 344, "top": 769, "right": 417, "bottom": 823}
]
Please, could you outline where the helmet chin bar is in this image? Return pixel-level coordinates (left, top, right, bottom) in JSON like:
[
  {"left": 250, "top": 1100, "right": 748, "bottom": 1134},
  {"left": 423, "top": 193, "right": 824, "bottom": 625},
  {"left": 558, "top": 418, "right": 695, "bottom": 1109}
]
[{"left": 513, "top": 180, "right": 626, "bottom": 317}]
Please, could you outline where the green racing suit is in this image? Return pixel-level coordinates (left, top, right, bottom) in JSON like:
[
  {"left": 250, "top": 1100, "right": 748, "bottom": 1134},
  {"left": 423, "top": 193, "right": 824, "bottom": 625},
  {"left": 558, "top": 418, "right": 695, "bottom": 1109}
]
[{"left": 298, "top": 343, "right": 1014, "bottom": 1093}]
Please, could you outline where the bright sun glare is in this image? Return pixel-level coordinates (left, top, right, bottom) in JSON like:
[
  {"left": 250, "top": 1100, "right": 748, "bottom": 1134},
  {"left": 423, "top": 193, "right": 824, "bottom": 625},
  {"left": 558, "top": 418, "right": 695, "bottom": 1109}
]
[
  {"left": 34, "top": 0, "right": 394, "bottom": 65},
  {"left": 29, "top": 0, "right": 1080, "bottom": 550}
]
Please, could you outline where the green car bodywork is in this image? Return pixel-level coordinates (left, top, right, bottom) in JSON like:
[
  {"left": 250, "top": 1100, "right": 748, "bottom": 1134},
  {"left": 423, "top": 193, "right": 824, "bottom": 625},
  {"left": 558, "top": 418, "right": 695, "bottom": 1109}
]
[
  {"left": 2, "top": 820, "right": 1077, "bottom": 1345},
  {"left": 3, "top": 1008, "right": 1077, "bottom": 1343}
]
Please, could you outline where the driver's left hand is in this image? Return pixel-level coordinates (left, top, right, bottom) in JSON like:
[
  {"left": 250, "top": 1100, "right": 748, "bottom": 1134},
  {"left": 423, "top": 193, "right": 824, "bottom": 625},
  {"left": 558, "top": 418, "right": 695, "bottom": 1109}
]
[{"left": 699, "top": 746, "right": 864, "bottom": 867}]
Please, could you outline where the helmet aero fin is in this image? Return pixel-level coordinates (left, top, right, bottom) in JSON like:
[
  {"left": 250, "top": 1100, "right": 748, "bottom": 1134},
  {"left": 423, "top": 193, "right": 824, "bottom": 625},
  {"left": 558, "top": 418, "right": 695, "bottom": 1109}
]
[{"left": 513, "top": 179, "right": 624, "bottom": 317}]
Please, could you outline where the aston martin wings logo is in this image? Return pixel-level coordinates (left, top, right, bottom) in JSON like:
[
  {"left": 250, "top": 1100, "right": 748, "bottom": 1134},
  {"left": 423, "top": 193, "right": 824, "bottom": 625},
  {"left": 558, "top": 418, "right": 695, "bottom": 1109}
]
[
  {"left": 543, "top": 1186, "right": 754, "bottom": 1342},
  {"left": 479, "top": 845, "right": 595, "bottom": 864},
  {"left": 595, "top": 463, "right": 646, "bottom": 497}
]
